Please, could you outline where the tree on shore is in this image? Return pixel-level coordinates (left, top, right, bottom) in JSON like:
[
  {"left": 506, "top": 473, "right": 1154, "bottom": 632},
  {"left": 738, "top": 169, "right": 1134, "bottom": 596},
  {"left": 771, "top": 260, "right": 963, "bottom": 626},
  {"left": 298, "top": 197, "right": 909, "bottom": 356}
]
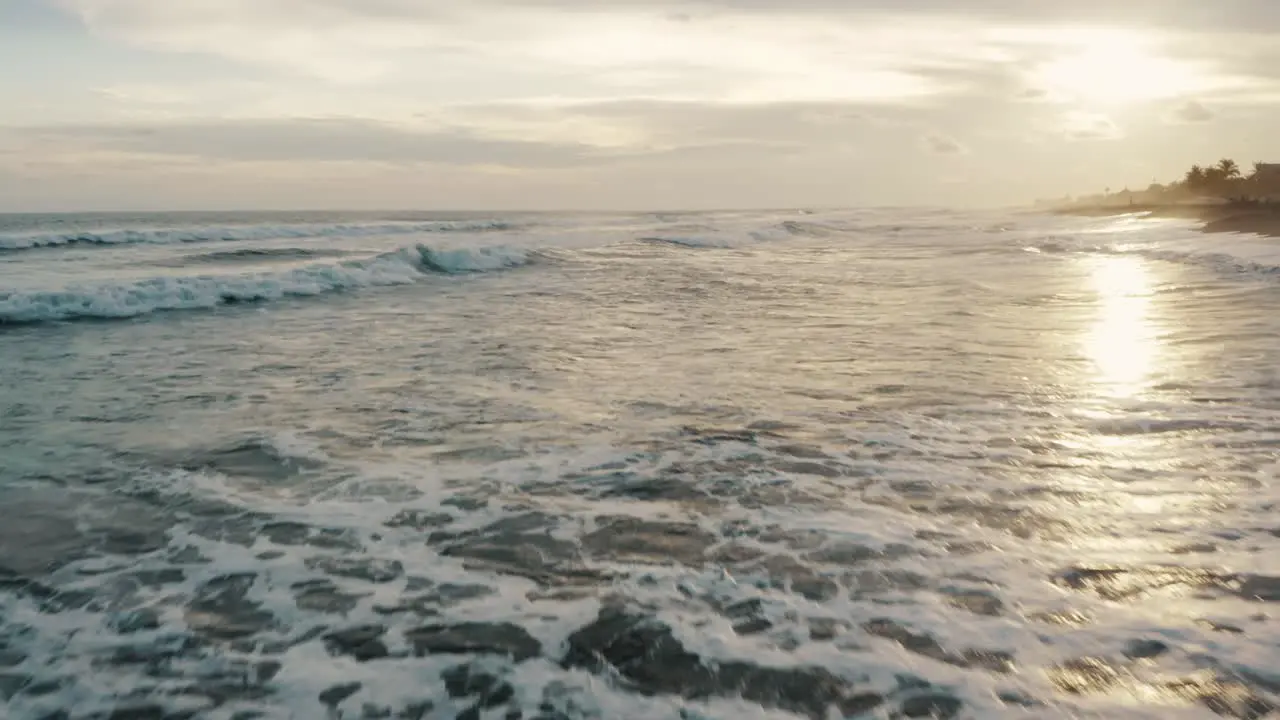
[
  {"left": 1185, "top": 165, "right": 1207, "bottom": 189},
  {"left": 1085, "top": 157, "right": 1270, "bottom": 206},
  {"left": 1175, "top": 158, "right": 1247, "bottom": 198}
]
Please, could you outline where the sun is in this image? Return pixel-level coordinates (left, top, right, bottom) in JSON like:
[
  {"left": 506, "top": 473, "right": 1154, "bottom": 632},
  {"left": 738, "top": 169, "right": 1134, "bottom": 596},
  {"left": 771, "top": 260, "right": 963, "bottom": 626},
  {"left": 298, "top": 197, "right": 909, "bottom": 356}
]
[{"left": 1031, "top": 30, "right": 1216, "bottom": 106}]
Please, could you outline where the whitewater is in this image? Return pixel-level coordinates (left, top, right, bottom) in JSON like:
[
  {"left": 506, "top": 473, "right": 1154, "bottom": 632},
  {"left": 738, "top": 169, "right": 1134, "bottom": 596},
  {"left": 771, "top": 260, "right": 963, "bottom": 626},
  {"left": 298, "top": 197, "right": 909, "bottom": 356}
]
[{"left": 1, "top": 207, "right": 1278, "bottom": 720}]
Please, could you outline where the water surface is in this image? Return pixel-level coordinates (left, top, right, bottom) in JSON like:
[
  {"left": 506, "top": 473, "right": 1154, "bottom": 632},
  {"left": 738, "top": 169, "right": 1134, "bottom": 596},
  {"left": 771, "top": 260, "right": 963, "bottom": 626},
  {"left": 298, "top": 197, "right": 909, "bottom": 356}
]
[{"left": 1, "top": 208, "right": 1278, "bottom": 719}]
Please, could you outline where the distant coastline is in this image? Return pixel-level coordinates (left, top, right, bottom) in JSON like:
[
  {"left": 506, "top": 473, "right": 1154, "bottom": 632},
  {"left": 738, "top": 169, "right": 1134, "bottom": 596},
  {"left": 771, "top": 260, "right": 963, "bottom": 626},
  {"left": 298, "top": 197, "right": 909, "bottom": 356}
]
[
  {"left": 1039, "top": 158, "right": 1280, "bottom": 239},
  {"left": 1047, "top": 199, "right": 1280, "bottom": 239}
]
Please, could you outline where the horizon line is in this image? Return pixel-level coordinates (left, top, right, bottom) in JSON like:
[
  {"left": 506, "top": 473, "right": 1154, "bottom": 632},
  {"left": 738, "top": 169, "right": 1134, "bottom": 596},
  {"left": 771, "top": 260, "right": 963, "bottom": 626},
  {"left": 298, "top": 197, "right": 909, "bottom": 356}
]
[{"left": 0, "top": 202, "right": 1029, "bottom": 217}]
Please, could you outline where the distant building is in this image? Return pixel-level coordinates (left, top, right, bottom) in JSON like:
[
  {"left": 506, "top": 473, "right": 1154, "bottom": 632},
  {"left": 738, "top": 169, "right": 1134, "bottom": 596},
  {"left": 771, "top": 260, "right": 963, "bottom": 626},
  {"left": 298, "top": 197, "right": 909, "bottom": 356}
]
[
  {"left": 1255, "top": 163, "right": 1280, "bottom": 180},
  {"left": 1253, "top": 164, "right": 1280, "bottom": 202}
]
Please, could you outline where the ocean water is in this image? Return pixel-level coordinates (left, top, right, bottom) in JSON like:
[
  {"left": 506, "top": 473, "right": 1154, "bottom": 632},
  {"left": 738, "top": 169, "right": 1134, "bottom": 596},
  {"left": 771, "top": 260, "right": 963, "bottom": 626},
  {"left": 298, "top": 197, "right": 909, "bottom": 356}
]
[{"left": 1, "top": 207, "right": 1278, "bottom": 720}]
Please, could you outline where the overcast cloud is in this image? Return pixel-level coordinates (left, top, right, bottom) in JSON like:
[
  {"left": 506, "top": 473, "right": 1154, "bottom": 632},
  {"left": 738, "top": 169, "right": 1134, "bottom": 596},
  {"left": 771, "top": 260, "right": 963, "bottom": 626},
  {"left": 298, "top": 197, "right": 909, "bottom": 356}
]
[{"left": 2, "top": 0, "right": 1278, "bottom": 209}]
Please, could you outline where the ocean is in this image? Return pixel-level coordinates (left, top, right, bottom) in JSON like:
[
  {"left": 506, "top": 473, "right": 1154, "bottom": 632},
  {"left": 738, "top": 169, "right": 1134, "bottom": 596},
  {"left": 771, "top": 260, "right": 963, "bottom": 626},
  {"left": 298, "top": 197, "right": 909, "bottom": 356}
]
[{"left": 1, "top": 208, "right": 1277, "bottom": 719}]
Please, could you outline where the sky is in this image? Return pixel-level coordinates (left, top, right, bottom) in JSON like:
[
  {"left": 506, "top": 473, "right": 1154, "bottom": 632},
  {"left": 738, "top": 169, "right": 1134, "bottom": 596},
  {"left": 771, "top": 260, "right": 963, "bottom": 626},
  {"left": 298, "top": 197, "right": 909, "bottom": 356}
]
[{"left": 3, "top": 0, "right": 1280, "bottom": 211}]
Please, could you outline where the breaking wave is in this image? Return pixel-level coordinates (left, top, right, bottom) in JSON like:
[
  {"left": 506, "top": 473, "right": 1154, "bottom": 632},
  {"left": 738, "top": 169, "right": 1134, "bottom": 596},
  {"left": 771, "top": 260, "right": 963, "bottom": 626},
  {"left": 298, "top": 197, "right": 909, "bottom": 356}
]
[
  {"left": 167, "top": 247, "right": 355, "bottom": 265},
  {"left": 1024, "top": 223, "right": 1280, "bottom": 282},
  {"left": 779, "top": 220, "right": 838, "bottom": 237},
  {"left": 410, "top": 245, "right": 536, "bottom": 274},
  {"left": 0, "top": 220, "right": 519, "bottom": 252},
  {"left": 635, "top": 219, "right": 826, "bottom": 250},
  {"left": 637, "top": 236, "right": 735, "bottom": 249},
  {"left": 0, "top": 244, "right": 535, "bottom": 324}
]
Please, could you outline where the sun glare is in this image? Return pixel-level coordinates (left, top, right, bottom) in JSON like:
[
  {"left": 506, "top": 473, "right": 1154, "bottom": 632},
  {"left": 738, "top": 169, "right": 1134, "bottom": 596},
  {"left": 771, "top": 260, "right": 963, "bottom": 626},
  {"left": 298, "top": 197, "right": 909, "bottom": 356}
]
[
  {"left": 1032, "top": 31, "right": 1214, "bottom": 106},
  {"left": 1083, "top": 255, "right": 1159, "bottom": 399}
]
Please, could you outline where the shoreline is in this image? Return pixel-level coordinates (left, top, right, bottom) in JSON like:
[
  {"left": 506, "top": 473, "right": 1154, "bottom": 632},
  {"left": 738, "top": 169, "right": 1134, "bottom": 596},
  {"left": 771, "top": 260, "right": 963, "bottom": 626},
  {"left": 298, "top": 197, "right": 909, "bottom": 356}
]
[{"left": 1049, "top": 201, "right": 1280, "bottom": 238}]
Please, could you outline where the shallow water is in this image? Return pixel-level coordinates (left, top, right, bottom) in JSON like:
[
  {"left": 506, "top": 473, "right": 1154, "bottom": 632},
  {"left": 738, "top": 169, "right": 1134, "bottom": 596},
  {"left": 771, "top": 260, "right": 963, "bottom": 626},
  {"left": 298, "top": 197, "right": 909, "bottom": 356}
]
[{"left": 1, "top": 208, "right": 1278, "bottom": 719}]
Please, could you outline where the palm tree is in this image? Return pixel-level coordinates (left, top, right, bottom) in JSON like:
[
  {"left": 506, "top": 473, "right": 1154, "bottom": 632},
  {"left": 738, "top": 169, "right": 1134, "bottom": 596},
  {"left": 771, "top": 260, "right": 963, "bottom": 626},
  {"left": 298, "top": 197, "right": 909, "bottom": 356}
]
[
  {"left": 1217, "top": 158, "right": 1240, "bottom": 179},
  {"left": 1185, "top": 165, "right": 1206, "bottom": 188}
]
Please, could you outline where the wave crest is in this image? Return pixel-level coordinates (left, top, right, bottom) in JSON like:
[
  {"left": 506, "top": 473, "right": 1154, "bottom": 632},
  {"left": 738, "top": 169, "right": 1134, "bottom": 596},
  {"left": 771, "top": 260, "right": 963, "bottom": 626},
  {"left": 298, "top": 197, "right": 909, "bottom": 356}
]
[
  {"left": 171, "top": 247, "right": 353, "bottom": 265},
  {"left": 0, "top": 220, "right": 518, "bottom": 252},
  {"left": 637, "top": 236, "right": 734, "bottom": 249},
  {"left": 0, "top": 243, "right": 535, "bottom": 324},
  {"left": 408, "top": 244, "right": 533, "bottom": 273},
  {"left": 635, "top": 219, "right": 840, "bottom": 250},
  {"left": 779, "top": 220, "right": 837, "bottom": 237}
]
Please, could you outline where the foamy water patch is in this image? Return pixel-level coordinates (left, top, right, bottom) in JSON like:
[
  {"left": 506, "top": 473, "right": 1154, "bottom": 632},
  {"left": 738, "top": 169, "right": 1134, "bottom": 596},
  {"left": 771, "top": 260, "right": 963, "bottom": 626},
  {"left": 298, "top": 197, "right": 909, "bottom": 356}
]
[
  {"left": 0, "top": 243, "right": 539, "bottom": 324},
  {"left": 0, "top": 428, "right": 1011, "bottom": 719},
  {"left": 410, "top": 244, "right": 535, "bottom": 274},
  {"left": 1141, "top": 231, "right": 1280, "bottom": 280},
  {"left": 0, "top": 219, "right": 520, "bottom": 252},
  {"left": 0, "top": 256, "right": 420, "bottom": 323},
  {"left": 1019, "top": 215, "right": 1280, "bottom": 286},
  {"left": 632, "top": 218, "right": 823, "bottom": 251},
  {"left": 5, "top": 417, "right": 1280, "bottom": 719}
]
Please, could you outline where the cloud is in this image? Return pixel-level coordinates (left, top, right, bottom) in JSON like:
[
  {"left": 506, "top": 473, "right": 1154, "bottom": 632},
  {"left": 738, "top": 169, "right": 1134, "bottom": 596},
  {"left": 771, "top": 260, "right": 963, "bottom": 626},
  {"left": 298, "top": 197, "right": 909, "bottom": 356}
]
[
  {"left": 921, "top": 132, "right": 965, "bottom": 154},
  {"left": 13, "top": 118, "right": 600, "bottom": 168},
  {"left": 56, "top": 0, "right": 1280, "bottom": 38},
  {"left": 0, "top": 109, "right": 928, "bottom": 211},
  {"left": 52, "top": 0, "right": 1280, "bottom": 122},
  {"left": 512, "top": 0, "right": 1280, "bottom": 32},
  {"left": 475, "top": 99, "right": 883, "bottom": 149},
  {"left": 1061, "top": 111, "right": 1121, "bottom": 140},
  {"left": 1170, "top": 100, "right": 1214, "bottom": 122},
  {"left": 4, "top": 101, "right": 906, "bottom": 170},
  {"left": 33, "top": 1, "right": 1022, "bottom": 101},
  {"left": 15, "top": 1, "right": 1280, "bottom": 210}
]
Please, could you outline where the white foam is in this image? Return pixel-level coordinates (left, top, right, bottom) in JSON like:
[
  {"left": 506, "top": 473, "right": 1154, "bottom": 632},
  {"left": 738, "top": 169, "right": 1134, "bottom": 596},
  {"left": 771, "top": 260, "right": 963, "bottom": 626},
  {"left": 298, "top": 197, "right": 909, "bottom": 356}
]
[
  {"left": 5, "top": 413, "right": 1279, "bottom": 719},
  {"left": 260, "top": 430, "right": 331, "bottom": 466},
  {"left": 1024, "top": 213, "right": 1280, "bottom": 283},
  {"left": 0, "top": 219, "right": 518, "bottom": 251},
  {"left": 410, "top": 244, "right": 533, "bottom": 273},
  {"left": 0, "top": 243, "right": 536, "bottom": 323},
  {"left": 0, "top": 211, "right": 876, "bottom": 326}
]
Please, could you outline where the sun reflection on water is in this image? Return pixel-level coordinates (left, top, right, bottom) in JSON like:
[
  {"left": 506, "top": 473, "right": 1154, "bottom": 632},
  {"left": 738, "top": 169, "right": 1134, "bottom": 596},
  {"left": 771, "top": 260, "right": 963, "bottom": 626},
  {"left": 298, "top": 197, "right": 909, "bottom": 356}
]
[
  {"left": 1068, "top": 253, "right": 1193, "bottom": 547},
  {"left": 1083, "top": 254, "right": 1160, "bottom": 400}
]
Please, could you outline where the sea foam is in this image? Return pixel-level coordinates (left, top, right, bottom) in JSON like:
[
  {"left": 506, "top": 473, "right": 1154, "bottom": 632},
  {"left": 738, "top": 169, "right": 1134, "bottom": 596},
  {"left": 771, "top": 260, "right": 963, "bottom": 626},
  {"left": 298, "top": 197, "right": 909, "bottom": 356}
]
[
  {"left": 0, "top": 220, "right": 517, "bottom": 252},
  {"left": 0, "top": 244, "right": 534, "bottom": 324}
]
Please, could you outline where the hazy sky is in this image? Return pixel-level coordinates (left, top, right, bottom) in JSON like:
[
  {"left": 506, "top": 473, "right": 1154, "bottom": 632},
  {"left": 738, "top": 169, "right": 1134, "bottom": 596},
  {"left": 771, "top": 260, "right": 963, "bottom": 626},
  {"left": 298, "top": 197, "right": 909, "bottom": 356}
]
[{"left": 4, "top": 0, "right": 1280, "bottom": 210}]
